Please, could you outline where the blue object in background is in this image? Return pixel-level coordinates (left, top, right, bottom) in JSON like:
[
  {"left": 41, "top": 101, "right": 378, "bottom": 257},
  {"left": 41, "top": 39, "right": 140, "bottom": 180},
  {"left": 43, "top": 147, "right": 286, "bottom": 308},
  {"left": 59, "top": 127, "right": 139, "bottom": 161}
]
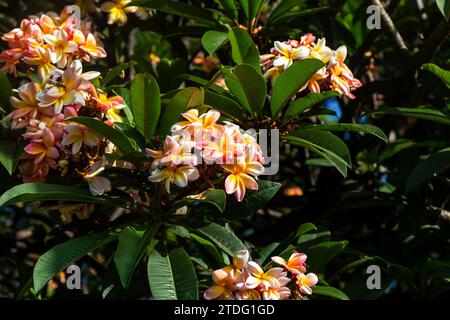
[{"left": 323, "top": 97, "right": 342, "bottom": 122}]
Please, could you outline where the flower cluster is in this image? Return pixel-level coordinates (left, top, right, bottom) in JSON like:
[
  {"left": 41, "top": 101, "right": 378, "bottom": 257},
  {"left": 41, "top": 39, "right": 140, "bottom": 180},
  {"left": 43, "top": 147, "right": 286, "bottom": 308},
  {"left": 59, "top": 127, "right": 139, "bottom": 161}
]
[
  {"left": 204, "top": 250, "right": 318, "bottom": 300},
  {"left": 0, "top": 6, "right": 106, "bottom": 78},
  {"left": 146, "top": 109, "right": 265, "bottom": 202},
  {"left": 2, "top": 8, "right": 124, "bottom": 196},
  {"left": 260, "top": 33, "right": 362, "bottom": 99}
]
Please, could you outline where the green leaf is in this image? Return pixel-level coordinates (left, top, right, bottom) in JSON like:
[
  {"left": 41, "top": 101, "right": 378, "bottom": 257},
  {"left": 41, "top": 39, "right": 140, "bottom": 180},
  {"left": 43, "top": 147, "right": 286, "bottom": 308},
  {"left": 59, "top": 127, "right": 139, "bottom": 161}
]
[
  {"left": 204, "top": 90, "right": 245, "bottom": 121},
  {"left": 172, "top": 189, "right": 226, "bottom": 213},
  {"left": 422, "top": 63, "right": 450, "bottom": 87},
  {"left": 405, "top": 151, "right": 450, "bottom": 193},
  {"left": 271, "top": 59, "right": 325, "bottom": 117},
  {"left": 34, "top": 231, "right": 117, "bottom": 293},
  {"left": 366, "top": 107, "right": 450, "bottom": 125},
  {"left": 283, "top": 128, "right": 351, "bottom": 176},
  {"left": 282, "top": 91, "right": 339, "bottom": 124},
  {"left": 129, "top": 0, "right": 215, "bottom": 25},
  {"left": 270, "top": 7, "right": 335, "bottom": 24},
  {"left": 130, "top": 73, "right": 161, "bottom": 139},
  {"left": 313, "top": 285, "right": 350, "bottom": 300},
  {"left": 240, "top": 0, "right": 264, "bottom": 20},
  {"left": 0, "top": 71, "right": 12, "bottom": 111},
  {"left": 197, "top": 223, "right": 246, "bottom": 256},
  {"left": 114, "top": 223, "right": 161, "bottom": 289},
  {"left": 268, "top": 0, "right": 302, "bottom": 23},
  {"left": 224, "top": 180, "right": 281, "bottom": 219},
  {"left": 188, "top": 233, "right": 225, "bottom": 267},
  {"left": 216, "top": 0, "right": 238, "bottom": 19},
  {"left": 228, "top": 28, "right": 260, "bottom": 72},
  {"left": 68, "top": 117, "right": 136, "bottom": 153},
  {"left": 232, "top": 64, "right": 267, "bottom": 115},
  {"left": 304, "top": 240, "right": 348, "bottom": 272},
  {"left": 160, "top": 87, "right": 204, "bottom": 136},
  {"left": 436, "top": 0, "right": 450, "bottom": 19},
  {"left": 101, "top": 61, "right": 137, "bottom": 88},
  {"left": 201, "top": 31, "right": 229, "bottom": 57},
  {"left": 147, "top": 242, "right": 198, "bottom": 300},
  {"left": 0, "top": 138, "right": 24, "bottom": 175},
  {"left": 0, "top": 183, "right": 124, "bottom": 207},
  {"left": 310, "top": 123, "right": 388, "bottom": 142}
]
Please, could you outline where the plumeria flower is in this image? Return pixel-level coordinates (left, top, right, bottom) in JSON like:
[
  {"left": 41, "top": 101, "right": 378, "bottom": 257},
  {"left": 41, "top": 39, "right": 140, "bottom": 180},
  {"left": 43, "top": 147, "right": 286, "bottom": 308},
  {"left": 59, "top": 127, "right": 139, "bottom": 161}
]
[
  {"left": 244, "top": 262, "right": 286, "bottom": 289},
  {"left": 101, "top": 0, "right": 137, "bottom": 26},
  {"left": 222, "top": 152, "right": 265, "bottom": 202},
  {"left": 95, "top": 92, "right": 125, "bottom": 123},
  {"left": 296, "top": 272, "right": 318, "bottom": 295},
  {"left": 73, "top": 30, "right": 107, "bottom": 61},
  {"left": 205, "top": 250, "right": 250, "bottom": 300},
  {"left": 148, "top": 165, "right": 199, "bottom": 193},
  {"left": 9, "top": 82, "right": 41, "bottom": 122},
  {"left": 260, "top": 276, "right": 291, "bottom": 300},
  {"left": 43, "top": 29, "right": 78, "bottom": 68},
  {"left": 328, "top": 46, "right": 362, "bottom": 99},
  {"left": 271, "top": 252, "right": 307, "bottom": 275},
  {"left": 83, "top": 156, "right": 112, "bottom": 196},
  {"left": 23, "top": 47, "right": 60, "bottom": 80},
  {"left": 145, "top": 135, "right": 197, "bottom": 170},
  {"left": 24, "top": 142, "right": 59, "bottom": 165},
  {"left": 61, "top": 123, "right": 100, "bottom": 154},
  {"left": 272, "top": 41, "right": 309, "bottom": 70},
  {"left": 37, "top": 86, "right": 76, "bottom": 114},
  {"left": 203, "top": 265, "right": 238, "bottom": 300},
  {"left": 172, "top": 108, "right": 223, "bottom": 138}
]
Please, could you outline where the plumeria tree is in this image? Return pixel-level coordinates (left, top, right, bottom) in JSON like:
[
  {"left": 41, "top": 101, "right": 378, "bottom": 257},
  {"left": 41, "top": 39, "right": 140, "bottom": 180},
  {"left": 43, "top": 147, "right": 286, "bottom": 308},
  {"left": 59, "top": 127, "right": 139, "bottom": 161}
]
[{"left": 0, "top": 0, "right": 448, "bottom": 300}]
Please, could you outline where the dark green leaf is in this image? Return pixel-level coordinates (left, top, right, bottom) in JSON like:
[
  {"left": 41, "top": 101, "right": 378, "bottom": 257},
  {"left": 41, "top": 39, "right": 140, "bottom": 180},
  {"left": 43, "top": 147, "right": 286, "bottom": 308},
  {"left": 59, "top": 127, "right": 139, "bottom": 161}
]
[
  {"left": 0, "top": 183, "right": 124, "bottom": 207},
  {"left": 34, "top": 231, "right": 117, "bottom": 293},
  {"left": 310, "top": 123, "right": 388, "bottom": 142},
  {"left": 68, "top": 116, "right": 136, "bottom": 153},
  {"left": 114, "top": 223, "right": 161, "bottom": 289},
  {"left": 271, "top": 59, "right": 325, "bottom": 117},
  {"left": 201, "top": 31, "right": 229, "bottom": 57},
  {"left": 304, "top": 240, "right": 348, "bottom": 272},
  {"left": 283, "top": 128, "right": 351, "bottom": 176},
  {"left": 282, "top": 91, "right": 339, "bottom": 124},
  {"left": 228, "top": 28, "right": 260, "bottom": 72},
  {"left": 101, "top": 61, "right": 137, "bottom": 88},
  {"left": 367, "top": 107, "right": 450, "bottom": 125},
  {"left": 204, "top": 90, "right": 245, "bottom": 121},
  {"left": 405, "top": 150, "right": 450, "bottom": 193},
  {"left": 313, "top": 285, "right": 350, "bottom": 300},
  {"left": 240, "top": 0, "right": 264, "bottom": 20},
  {"left": 197, "top": 223, "right": 246, "bottom": 256},
  {"left": 147, "top": 242, "right": 198, "bottom": 300},
  {"left": 224, "top": 180, "right": 281, "bottom": 219},
  {"left": 160, "top": 87, "right": 204, "bottom": 136},
  {"left": 130, "top": 73, "right": 161, "bottom": 139},
  {"left": 232, "top": 64, "right": 267, "bottom": 115}
]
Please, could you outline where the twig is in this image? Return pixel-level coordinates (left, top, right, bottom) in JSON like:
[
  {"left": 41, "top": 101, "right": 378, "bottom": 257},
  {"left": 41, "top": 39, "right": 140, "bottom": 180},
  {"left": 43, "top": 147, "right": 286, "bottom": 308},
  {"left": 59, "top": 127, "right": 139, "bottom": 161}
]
[
  {"left": 416, "top": 19, "right": 450, "bottom": 66},
  {"left": 372, "top": 0, "right": 409, "bottom": 55}
]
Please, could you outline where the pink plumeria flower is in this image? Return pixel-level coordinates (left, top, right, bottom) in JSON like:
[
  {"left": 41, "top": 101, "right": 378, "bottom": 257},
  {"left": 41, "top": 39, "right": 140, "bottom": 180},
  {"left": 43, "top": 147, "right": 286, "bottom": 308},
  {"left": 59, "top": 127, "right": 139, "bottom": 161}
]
[
  {"left": 271, "top": 252, "right": 307, "bottom": 275},
  {"left": 203, "top": 265, "right": 238, "bottom": 300},
  {"left": 296, "top": 272, "right": 318, "bottom": 295},
  {"left": 260, "top": 276, "right": 291, "bottom": 300},
  {"left": 61, "top": 123, "right": 100, "bottom": 154}
]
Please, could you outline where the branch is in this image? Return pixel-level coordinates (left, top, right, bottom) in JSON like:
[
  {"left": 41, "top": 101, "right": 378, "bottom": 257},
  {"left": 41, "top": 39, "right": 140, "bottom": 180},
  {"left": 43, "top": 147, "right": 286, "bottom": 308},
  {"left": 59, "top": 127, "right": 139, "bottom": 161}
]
[
  {"left": 416, "top": 19, "right": 450, "bottom": 66},
  {"left": 372, "top": 0, "right": 409, "bottom": 55}
]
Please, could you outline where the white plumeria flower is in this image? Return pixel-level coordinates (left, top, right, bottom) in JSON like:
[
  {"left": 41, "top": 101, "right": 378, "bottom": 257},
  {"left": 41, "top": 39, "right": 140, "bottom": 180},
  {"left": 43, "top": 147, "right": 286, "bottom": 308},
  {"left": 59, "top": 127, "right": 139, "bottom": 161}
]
[{"left": 272, "top": 41, "right": 310, "bottom": 70}]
